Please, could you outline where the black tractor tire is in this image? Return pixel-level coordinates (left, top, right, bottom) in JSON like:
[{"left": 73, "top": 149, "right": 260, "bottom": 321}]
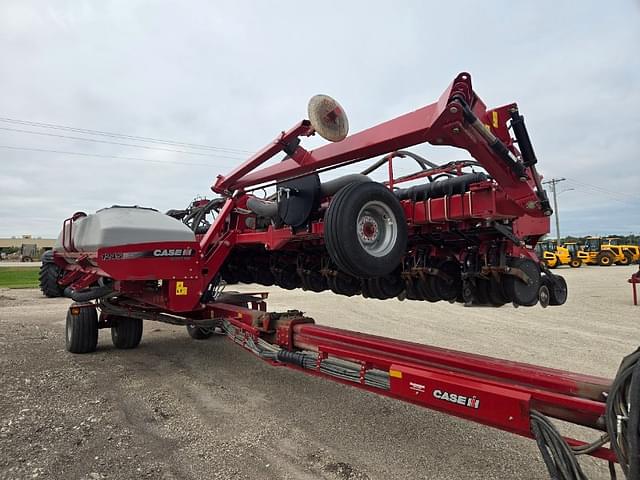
[
  {"left": 324, "top": 182, "right": 407, "bottom": 278},
  {"left": 569, "top": 258, "right": 582, "bottom": 268},
  {"left": 619, "top": 252, "right": 633, "bottom": 266},
  {"left": 39, "top": 252, "right": 64, "bottom": 297},
  {"left": 542, "top": 275, "right": 568, "bottom": 306},
  {"left": 21, "top": 256, "right": 33, "bottom": 262},
  {"left": 111, "top": 316, "right": 143, "bottom": 349},
  {"left": 66, "top": 306, "right": 98, "bottom": 354},
  {"left": 186, "top": 324, "right": 214, "bottom": 340},
  {"left": 502, "top": 258, "right": 541, "bottom": 307},
  {"left": 596, "top": 251, "right": 614, "bottom": 266}
]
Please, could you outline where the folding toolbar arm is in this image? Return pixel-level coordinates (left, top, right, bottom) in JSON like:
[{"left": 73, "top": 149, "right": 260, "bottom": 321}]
[{"left": 212, "top": 73, "right": 550, "bottom": 217}]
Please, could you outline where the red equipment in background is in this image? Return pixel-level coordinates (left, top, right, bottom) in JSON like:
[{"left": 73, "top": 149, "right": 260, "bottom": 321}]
[{"left": 41, "top": 73, "right": 639, "bottom": 479}]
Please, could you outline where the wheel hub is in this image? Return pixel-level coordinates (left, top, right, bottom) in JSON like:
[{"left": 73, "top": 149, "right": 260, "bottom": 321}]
[
  {"left": 355, "top": 201, "right": 398, "bottom": 258},
  {"left": 358, "top": 215, "right": 379, "bottom": 244}
]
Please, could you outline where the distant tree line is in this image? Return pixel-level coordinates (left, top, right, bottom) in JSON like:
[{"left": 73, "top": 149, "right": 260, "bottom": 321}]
[{"left": 559, "top": 234, "right": 640, "bottom": 245}]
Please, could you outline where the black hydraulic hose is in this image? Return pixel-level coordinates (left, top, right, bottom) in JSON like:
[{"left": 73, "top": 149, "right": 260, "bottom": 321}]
[
  {"left": 395, "top": 150, "right": 439, "bottom": 169},
  {"left": 360, "top": 150, "right": 438, "bottom": 176},
  {"left": 64, "top": 285, "right": 113, "bottom": 302},
  {"left": 450, "top": 96, "right": 528, "bottom": 181},
  {"left": 606, "top": 348, "right": 640, "bottom": 478},
  {"left": 530, "top": 410, "right": 588, "bottom": 479},
  {"left": 627, "top": 359, "right": 640, "bottom": 479},
  {"left": 276, "top": 349, "right": 308, "bottom": 368}
]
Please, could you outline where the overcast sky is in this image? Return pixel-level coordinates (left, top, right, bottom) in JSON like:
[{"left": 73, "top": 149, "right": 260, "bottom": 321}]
[{"left": 0, "top": 0, "right": 638, "bottom": 238}]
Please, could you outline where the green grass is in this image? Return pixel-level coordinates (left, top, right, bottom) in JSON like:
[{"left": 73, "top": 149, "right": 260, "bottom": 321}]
[{"left": 0, "top": 267, "right": 40, "bottom": 288}]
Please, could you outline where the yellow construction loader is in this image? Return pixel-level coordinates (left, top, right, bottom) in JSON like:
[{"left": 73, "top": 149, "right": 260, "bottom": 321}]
[
  {"left": 578, "top": 237, "right": 631, "bottom": 266},
  {"left": 535, "top": 240, "right": 582, "bottom": 268}
]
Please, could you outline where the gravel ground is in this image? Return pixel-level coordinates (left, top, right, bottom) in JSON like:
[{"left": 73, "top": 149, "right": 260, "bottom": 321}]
[{"left": 0, "top": 264, "right": 638, "bottom": 480}]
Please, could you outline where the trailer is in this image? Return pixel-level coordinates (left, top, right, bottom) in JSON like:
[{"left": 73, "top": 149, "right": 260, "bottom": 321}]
[{"left": 40, "top": 73, "right": 638, "bottom": 479}]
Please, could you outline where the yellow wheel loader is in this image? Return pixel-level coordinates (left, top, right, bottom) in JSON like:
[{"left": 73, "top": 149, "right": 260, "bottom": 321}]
[
  {"left": 535, "top": 240, "right": 582, "bottom": 268},
  {"left": 577, "top": 237, "right": 628, "bottom": 266}
]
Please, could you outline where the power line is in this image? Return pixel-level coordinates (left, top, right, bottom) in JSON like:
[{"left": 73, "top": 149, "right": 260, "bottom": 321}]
[
  {"left": 0, "top": 116, "right": 254, "bottom": 155},
  {"left": 564, "top": 179, "right": 638, "bottom": 206},
  {"left": 565, "top": 177, "right": 640, "bottom": 202},
  {"left": 0, "top": 125, "right": 247, "bottom": 161},
  {"left": 0, "top": 144, "right": 220, "bottom": 168}
]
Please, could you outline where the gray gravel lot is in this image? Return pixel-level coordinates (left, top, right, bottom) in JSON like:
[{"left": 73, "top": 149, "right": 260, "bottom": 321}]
[{"left": 0, "top": 264, "right": 638, "bottom": 479}]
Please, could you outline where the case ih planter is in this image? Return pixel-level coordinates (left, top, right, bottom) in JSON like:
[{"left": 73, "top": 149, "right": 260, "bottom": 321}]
[{"left": 40, "top": 73, "right": 639, "bottom": 479}]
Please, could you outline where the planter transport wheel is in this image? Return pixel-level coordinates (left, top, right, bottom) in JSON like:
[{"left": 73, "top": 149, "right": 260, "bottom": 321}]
[
  {"left": 324, "top": 182, "right": 407, "bottom": 278},
  {"left": 66, "top": 305, "right": 98, "bottom": 354},
  {"left": 111, "top": 316, "right": 143, "bottom": 349}
]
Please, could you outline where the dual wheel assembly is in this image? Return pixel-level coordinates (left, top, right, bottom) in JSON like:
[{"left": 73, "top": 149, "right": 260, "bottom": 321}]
[{"left": 65, "top": 305, "right": 143, "bottom": 354}]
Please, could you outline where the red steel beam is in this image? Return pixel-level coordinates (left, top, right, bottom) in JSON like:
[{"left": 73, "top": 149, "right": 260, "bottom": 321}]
[{"left": 221, "top": 314, "right": 616, "bottom": 463}]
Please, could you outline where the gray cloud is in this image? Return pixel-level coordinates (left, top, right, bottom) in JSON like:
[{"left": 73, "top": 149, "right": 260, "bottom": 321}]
[{"left": 0, "top": 0, "right": 638, "bottom": 237}]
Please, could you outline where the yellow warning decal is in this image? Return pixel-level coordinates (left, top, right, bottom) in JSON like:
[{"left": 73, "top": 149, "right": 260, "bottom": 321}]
[
  {"left": 389, "top": 369, "right": 403, "bottom": 379},
  {"left": 175, "top": 281, "right": 188, "bottom": 296},
  {"left": 492, "top": 111, "right": 499, "bottom": 129}
]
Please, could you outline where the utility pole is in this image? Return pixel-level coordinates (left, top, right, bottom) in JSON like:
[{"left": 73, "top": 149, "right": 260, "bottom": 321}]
[{"left": 542, "top": 178, "right": 566, "bottom": 243}]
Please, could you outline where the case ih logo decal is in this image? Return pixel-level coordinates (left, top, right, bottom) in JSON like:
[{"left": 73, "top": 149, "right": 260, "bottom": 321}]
[
  {"left": 101, "top": 248, "right": 194, "bottom": 261},
  {"left": 433, "top": 389, "right": 480, "bottom": 409},
  {"left": 153, "top": 248, "right": 193, "bottom": 257}
]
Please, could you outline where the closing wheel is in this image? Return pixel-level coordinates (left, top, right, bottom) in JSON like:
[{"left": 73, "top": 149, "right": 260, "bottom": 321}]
[
  {"left": 538, "top": 284, "right": 550, "bottom": 308},
  {"left": 486, "top": 276, "right": 509, "bottom": 307},
  {"left": 66, "top": 305, "right": 98, "bottom": 354},
  {"left": 324, "top": 182, "right": 407, "bottom": 278},
  {"left": 474, "top": 279, "right": 490, "bottom": 305},
  {"left": 186, "top": 324, "right": 214, "bottom": 340},
  {"left": 327, "top": 272, "right": 361, "bottom": 297},
  {"left": 597, "top": 251, "right": 614, "bottom": 266},
  {"left": 569, "top": 258, "right": 582, "bottom": 268},
  {"left": 404, "top": 277, "right": 421, "bottom": 301},
  {"left": 501, "top": 258, "right": 541, "bottom": 306},
  {"left": 542, "top": 275, "right": 568, "bottom": 306},
  {"left": 429, "top": 260, "right": 461, "bottom": 302},
  {"left": 301, "top": 271, "right": 327, "bottom": 292},
  {"left": 366, "top": 271, "right": 404, "bottom": 299},
  {"left": 416, "top": 276, "right": 440, "bottom": 302},
  {"left": 111, "top": 316, "right": 143, "bottom": 349}
]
